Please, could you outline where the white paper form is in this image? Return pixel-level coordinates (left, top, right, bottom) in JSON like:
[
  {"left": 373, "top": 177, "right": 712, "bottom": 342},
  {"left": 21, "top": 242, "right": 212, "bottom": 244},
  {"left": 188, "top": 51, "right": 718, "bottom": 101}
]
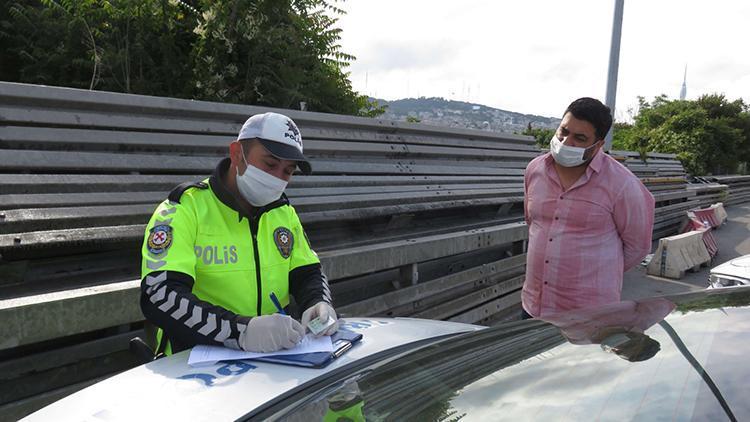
[{"left": 188, "top": 334, "right": 334, "bottom": 367}]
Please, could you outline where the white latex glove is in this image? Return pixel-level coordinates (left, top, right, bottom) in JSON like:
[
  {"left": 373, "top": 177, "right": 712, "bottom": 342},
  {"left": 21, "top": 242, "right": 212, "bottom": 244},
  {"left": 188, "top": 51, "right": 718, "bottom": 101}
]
[
  {"left": 301, "top": 302, "right": 339, "bottom": 337},
  {"left": 239, "top": 314, "right": 305, "bottom": 353}
]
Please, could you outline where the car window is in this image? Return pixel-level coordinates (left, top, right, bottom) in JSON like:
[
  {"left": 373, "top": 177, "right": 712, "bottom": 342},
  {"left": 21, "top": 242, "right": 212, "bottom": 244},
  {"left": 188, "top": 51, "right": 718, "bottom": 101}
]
[
  {"left": 263, "top": 304, "right": 750, "bottom": 421},
  {"left": 256, "top": 321, "right": 563, "bottom": 420}
]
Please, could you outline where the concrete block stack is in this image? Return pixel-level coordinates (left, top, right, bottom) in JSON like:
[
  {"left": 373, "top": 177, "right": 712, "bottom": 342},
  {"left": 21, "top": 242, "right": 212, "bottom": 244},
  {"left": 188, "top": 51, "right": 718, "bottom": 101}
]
[
  {"left": 611, "top": 151, "right": 695, "bottom": 239},
  {"left": 706, "top": 175, "right": 750, "bottom": 206}
]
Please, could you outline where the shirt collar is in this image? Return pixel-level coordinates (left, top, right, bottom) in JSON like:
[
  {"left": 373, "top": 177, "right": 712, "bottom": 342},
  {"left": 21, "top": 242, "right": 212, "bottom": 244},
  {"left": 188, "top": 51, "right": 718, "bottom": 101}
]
[
  {"left": 588, "top": 148, "right": 605, "bottom": 174},
  {"left": 543, "top": 152, "right": 555, "bottom": 166},
  {"left": 209, "top": 158, "right": 245, "bottom": 215}
]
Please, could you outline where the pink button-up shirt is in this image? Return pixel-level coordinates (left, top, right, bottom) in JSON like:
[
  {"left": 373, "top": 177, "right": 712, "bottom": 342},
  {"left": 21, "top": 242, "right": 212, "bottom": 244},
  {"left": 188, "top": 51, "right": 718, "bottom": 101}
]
[{"left": 522, "top": 151, "right": 655, "bottom": 317}]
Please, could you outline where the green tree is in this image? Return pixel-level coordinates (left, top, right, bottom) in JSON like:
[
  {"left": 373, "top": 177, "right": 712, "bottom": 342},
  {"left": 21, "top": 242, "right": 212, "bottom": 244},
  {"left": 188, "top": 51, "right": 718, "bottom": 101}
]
[
  {"left": 611, "top": 122, "right": 633, "bottom": 150},
  {"left": 522, "top": 123, "right": 555, "bottom": 149},
  {"left": 0, "top": 0, "right": 383, "bottom": 117},
  {"left": 616, "top": 94, "right": 749, "bottom": 175},
  {"left": 0, "top": 0, "right": 197, "bottom": 97},
  {"left": 1, "top": 0, "right": 102, "bottom": 89}
]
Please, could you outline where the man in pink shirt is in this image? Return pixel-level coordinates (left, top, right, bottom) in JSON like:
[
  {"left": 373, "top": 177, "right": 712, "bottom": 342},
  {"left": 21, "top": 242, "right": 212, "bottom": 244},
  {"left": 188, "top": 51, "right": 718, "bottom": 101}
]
[{"left": 522, "top": 97, "right": 655, "bottom": 319}]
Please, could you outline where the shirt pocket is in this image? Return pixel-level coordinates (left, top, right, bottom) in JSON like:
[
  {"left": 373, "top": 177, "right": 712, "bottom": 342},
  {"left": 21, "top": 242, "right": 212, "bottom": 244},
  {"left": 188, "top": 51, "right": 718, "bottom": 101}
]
[{"left": 567, "top": 197, "right": 614, "bottom": 233}]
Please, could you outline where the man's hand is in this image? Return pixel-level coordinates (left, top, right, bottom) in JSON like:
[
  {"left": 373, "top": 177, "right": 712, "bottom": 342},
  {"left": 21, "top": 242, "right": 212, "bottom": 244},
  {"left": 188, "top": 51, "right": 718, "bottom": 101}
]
[
  {"left": 239, "top": 314, "right": 305, "bottom": 352},
  {"left": 301, "top": 302, "right": 339, "bottom": 337}
]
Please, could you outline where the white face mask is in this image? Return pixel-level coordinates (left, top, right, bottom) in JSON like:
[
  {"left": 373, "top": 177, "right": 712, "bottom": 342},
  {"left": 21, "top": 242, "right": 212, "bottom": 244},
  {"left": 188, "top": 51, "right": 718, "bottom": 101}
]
[
  {"left": 549, "top": 136, "right": 599, "bottom": 167},
  {"left": 236, "top": 150, "right": 288, "bottom": 207}
]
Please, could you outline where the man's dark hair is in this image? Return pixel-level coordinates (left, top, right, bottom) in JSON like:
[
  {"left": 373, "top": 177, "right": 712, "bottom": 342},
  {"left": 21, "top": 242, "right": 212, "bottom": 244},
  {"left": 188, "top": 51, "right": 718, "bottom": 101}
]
[
  {"left": 564, "top": 97, "right": 613, "bottom": 141},
  {"left": 611, "top": 333, "right": 661, "bottom": 362}
]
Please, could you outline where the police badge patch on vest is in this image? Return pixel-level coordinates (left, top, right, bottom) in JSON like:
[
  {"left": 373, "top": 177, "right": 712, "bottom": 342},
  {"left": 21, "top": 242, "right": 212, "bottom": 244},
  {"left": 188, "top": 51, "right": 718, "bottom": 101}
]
[
  {"left": 273, "top": 227, "right": 294, "bottom": 259},
  {"left": 147, "top": 225, "right": 173, "bottom": 254}
]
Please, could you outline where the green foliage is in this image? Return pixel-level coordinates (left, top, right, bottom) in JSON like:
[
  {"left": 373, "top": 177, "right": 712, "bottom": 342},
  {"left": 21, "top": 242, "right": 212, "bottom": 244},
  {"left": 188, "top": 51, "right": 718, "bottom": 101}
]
[
  {"left": 611, "top": 122, "right": 633, "bottom": 150},
  {"left": 0, "top": 0, "right": 381, "bottom": 117},
  {"left": 675, "top": 289, "right": 750, "bottom": 314},
  {"left": 358, "top": 98, "right": 388, "bottom": 118},
  {"left": 1, "top": 0, "right": 196, "bottom": 97},
  {"left": 615, "top": 94, "right": 750, "bottom": 175},
  {"left": 522, "top": 123, "right": 555, "bottom": 149},
  {"left": 414, "top": 390, "right": 466, "bottom": 422},
  {"left": 1, "top": 0, "right": 98, "bottom": 89}
]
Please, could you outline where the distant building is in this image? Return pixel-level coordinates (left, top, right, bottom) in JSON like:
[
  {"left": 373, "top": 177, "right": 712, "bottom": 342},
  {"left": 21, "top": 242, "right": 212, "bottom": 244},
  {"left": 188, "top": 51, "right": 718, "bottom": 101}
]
[
  {"left": 376, "top": 97, "right": 559, "bottom": 133},
  {"left": 679, "top": 65, "right": 687, "bottom": 100}
]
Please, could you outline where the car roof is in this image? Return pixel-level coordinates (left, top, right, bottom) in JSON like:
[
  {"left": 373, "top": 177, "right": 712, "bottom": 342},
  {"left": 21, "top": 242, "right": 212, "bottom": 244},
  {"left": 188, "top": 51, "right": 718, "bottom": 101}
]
[
  {"left": 247, "top": 287, "right": 750, "bottom": 421},
  {"left": 23, "top": 317, "right": 482, "bottom": 421},
  {"left": 711, "top": 253, "right": 750, "bottom": 278},
  {"left": 30, "top": 288, "right": 750, "bottom": 421}
]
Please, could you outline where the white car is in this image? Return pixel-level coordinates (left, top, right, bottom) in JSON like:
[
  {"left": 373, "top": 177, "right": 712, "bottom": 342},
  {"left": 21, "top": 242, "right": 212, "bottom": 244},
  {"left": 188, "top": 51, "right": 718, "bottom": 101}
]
[
  {"left": 709, "top": 254, "right": 750, "bottom": 288},
  {"left": 23, "top": 317, "right": 482, "bottom": 421},
  {"left": 23, "top": 288, "right": 750, "bottom": 421}
]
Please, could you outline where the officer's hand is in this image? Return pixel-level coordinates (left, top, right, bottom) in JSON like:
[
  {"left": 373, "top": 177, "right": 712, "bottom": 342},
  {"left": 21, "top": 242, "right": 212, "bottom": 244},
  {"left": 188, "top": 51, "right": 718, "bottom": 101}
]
[
  {"left": 301, "top": 302, "right": 339, "bottom": 337},
  {"left": 239, "top": 314, "right": 305, "bottom": 353}
]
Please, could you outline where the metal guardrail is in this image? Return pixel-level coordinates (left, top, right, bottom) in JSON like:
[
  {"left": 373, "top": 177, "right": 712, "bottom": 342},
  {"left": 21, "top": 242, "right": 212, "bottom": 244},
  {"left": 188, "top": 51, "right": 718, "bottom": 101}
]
[
  {"left": 5, "top": 82, "right": 741, "bottom": 418},
  {"left": 0, "top": 82, "right": 534, "bottom": 417}
]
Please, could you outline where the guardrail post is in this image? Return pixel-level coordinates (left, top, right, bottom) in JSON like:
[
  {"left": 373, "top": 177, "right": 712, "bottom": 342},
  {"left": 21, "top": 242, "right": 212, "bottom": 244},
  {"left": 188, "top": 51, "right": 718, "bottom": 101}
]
[{"left": 396, "top": 263, "right": 419, "bottom": 288}]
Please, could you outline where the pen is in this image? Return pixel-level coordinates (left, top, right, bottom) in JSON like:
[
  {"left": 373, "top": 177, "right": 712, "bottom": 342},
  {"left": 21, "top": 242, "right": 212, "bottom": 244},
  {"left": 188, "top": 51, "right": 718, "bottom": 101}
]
[{"left": 269, "top": 292, "right": 286, "bottom": 315}]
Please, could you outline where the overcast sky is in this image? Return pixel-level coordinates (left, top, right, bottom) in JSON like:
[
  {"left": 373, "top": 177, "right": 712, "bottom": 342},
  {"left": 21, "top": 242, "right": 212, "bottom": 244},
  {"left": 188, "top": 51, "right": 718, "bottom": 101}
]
[{"left": 337, "top": 0, "right": 750, "bottom": 121}]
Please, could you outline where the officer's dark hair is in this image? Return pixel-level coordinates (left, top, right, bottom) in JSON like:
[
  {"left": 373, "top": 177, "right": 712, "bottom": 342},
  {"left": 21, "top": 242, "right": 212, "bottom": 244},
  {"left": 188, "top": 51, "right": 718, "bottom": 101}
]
[
  {"left": 239, "top": 138, "right": 261, "bottom": 157},
  {"left": 564, "top": 97, "right": 613, "bottom": 141}
]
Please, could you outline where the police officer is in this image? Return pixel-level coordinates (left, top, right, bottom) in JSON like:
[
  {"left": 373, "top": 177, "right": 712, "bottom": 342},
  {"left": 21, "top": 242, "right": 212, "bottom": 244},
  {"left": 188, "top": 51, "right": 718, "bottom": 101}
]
[{"left": 140, "top": 112, "right": 338, "bottom": 356}]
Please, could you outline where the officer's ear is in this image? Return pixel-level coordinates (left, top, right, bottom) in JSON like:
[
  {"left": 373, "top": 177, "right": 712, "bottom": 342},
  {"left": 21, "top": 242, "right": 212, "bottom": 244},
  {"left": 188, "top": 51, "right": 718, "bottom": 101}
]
[{"left": 229, "top": 140, "right": 248, "bottom": 169}]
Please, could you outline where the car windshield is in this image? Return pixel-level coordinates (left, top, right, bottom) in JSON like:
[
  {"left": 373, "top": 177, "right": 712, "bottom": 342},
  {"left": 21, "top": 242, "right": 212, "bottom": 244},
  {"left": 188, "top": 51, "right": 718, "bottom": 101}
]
[{"left": 248, "top": 289, "right": 750, "bottom": 421}]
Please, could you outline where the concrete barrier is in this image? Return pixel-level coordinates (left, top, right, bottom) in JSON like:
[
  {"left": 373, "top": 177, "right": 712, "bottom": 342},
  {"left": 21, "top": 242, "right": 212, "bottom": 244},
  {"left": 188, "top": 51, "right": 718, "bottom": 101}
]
[
  {"left": 647, "top": 230, "right": 711, "bottom": 279},
  {"left": 690, "top": 206, "right": 722, "bottom": 229},
  {"left": 683, "top": 217, "right": 719, "bottom": 258},
  {"left": 711, "top": 202, "right": 728, "bottom": 225}
]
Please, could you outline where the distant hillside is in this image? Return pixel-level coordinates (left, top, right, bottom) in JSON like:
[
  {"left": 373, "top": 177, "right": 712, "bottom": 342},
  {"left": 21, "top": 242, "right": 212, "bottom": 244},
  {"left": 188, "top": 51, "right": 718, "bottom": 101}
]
[{"left": 373, "top": 97, "right": 559, "bottom": 133}]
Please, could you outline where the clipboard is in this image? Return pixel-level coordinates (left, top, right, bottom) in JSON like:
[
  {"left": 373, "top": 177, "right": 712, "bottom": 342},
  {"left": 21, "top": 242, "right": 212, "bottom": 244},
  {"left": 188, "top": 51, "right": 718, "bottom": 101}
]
[{"left": 252, "top": 330, "right": 363, "bottom": 368}]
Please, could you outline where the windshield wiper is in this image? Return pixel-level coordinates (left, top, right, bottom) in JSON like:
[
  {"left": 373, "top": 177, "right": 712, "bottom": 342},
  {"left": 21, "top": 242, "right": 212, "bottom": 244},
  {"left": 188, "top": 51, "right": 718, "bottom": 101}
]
[{"left": 658, "top": 320, "right": 736, "bottom": 422}]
